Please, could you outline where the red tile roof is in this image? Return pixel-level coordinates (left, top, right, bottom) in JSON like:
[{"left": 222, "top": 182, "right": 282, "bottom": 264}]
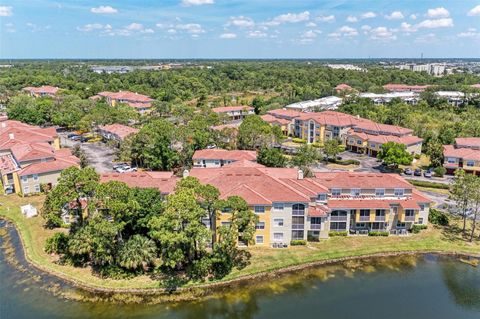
[
  {"left": 335, "top": 83, "right": 353, "bottom": 91},
  {"left": 471, "top": 84, "right": 480, "bottom": 89},
  {"left": 0, "top": 154, "right": 19, "bottom": 175},
  {"left": 455, "top": 137, "right": 480, "bottom": 148},
  {"left": 327, "top": 199, "right": 392, "bottom": 209},
  {"left": 211, "top": 106, "right": 253, "bottom": 113},
  {"left": 97, "top": 91, "right": 153, "bottom": 103},
  {"left": 267, "top": 109, "right": 302, "bottom": 119},
  {"left": 443, "top": 145, "right": 480, "bottom": 161},
  {"left": 18, "top": 158, "right": 79, "bottom": 176},
  {"left": 98, "top": 124, "right": 139, "bottom": 140},
  {"left": 314, "top": 172, "right": 413, "bottom": 189},
  {"left": 308, "top": 204, "right": 329, "bottom": 217},
  {"left": 348, "top": 129, "right": 422, "bottom": 146},
  {"left": 192, "top": 149, "right": 257, "bottom": 161},
  {"left": 100, "top": 172, "right": 178, "bottom": 194},
  {"left": 261, "top": 114, "right": 291, "bottom": 125},
  {"left": 23, "top": 85, "right": 60, "bottom": 95},
  {"left": 210, "top": 122, "right": 241, "bottom": 131}
]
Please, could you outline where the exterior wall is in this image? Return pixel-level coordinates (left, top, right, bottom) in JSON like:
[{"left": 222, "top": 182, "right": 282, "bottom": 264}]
[
  {"left": 443, "top": 156, "right": 480, "bottom": 175},
  {"left": 53, "top": 137, "right": 61, "bottom": 150},
  {"left": 193, "top": 159, "right": 237, "bottom": 168},
  {"left": 406, "top": 143, "right": 422, "bottom": 155},
  {"left": 269, "top": 203, "right": 293, "bottom": 245},
  {"left": 19, "top": 170, "right": 62, "bottom": 195}
]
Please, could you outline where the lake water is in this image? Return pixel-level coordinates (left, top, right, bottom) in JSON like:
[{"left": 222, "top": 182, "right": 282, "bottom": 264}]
[{"left": 1, "top": 220, "right": 480, "bottom": 319}]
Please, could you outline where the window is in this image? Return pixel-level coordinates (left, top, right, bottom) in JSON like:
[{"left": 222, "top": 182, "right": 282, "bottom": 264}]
[
  {"left": 360, "top": 209, "right": 370, "bottom": 217},
  {"left": 32, "top": 174, "right": 39, "bottom": 181},
  {"left": 34, "top": 184, "right": 41, "bottom": 193},
  {"left": 405, "top": 209, "right": 415, "bottom": 217},
  {"left": 221, "top": 221, "right": 231, "bottom": 227},
  {"left": 255, "top": 235, "right": 264, "bottom": 244},
  {"left": 330, "top": 222, "right": 347, "bottom": 230},
  {"left": 273, "top": 218, "right": 284, "bottom": 227},
  {"left": 370, "top": 143, "right": 376, "bottom": 148},
  {"left": 418, "top": 217, "right": 424, "bottom": 224},
  {"left": 466, "top": 160, "right": 475, "bottom": 167},
  {"left": 331, "top": 210, "right": 348, "bottom": 217},
  {"left": 273, "top": 232, "right": 284, "bottom": 242},
  {"left": 351, "top": 188, "right": 361, "bottom": 196},
  {"left": 292, "top": 204, "right": 305, "bottom": 216},
  {"left": 214, "top": 160, "right": 220, "bottom": 166},
  {"left": 21, "top": 175, "right": 28, "bottom": 183},
  {"left": 273, "top": 203, "right": 284, "bottom": 211},
  {"left": 317, "top": 193, "right": 327, "bottom": 201},
  {"left": 357, "top": 139, "right": 362, "bottom": 145},
  {"left": 254, "top": 206, "right": 265, "bottom": 214},
  {"left": 375, "top": 209, "right": 386, "bottom": 216},
  {"left": 356, "top": 223, "right": 366, "bottom": 228},
  {"left": 419, "top": 204, "right": 425, "bottom": 212},
  {"left": 375, "top": 188, "right": 385, "bottom": 197},
  {"left": 291, "top": 230, "right": 304, "bottom": 240},
  {"left": 331, "top": 188, "right": 341, "bottom": 196},
  {"left": 447, "top": 157, "right": 456, "bottom": 164},
  {"left": 311, "top": 217, "right": 322, "bottom": 225},
  {"left": 396, "top": 221, "right": 406, "bottom": 228},
  {"left": 394, "top": 188, "right": 404, "bottom": 197},
  {"left": 255, "top": 222, "right": 265, "bottom": 230},
  {"left": 23, "top": 186, "right": 29, "bottom": 194}
]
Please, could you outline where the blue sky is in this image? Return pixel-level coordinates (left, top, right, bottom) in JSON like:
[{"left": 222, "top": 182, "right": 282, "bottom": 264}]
[{"left": 1, "top": 0, "right": 480, "bottom": 58}]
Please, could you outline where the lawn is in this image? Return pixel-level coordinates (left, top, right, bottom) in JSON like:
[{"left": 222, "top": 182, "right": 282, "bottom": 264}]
[{"left": 1, "top": 194, "right": 479, "bottom": 291}]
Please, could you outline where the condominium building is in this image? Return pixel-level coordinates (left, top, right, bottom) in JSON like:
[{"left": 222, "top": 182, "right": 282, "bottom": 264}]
[
  {"left": 383, "top": 84, "right": 430, "bottom": 93},
  {"left": 101, "top": 162, "right": 431, "bottom": 246},
  {"left": 192, "top": 149, "right": 257, "bottom": 168},
  {"left": 97, "top": 124, "right": 139, "bottom": 143},
  {"left": 0, "top": 118, "right": 79, "bottom": 195},
  {"left": 211, "top": 106, "right": 254, "bottom": 122},
  {"left": 22, "top": 85, "right": 60, "bottom": 97},
  {"left": 443, "top": 138, "right": 480, "bottom": 175},
  {"left": 91, "top": 91, "right": 154, "bottom": 114}
]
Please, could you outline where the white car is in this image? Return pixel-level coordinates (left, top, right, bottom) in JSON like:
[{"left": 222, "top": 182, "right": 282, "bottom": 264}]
[{"left": 116, "top": 166, "right": 137, "bottom": 173}]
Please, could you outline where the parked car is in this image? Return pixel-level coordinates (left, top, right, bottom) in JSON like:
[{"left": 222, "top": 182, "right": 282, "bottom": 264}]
[
  {"left": 79, "top": 136, "right": 91, "bottom": 143},
  {"left": 414, "top": 168, "right": 422, "bottom": 176},
  {"left": 112, "top": 162, "right": 128, "bottom": 170},
  {"left": 424, "top": 171, "right": 432, "bottom": 178},
  {"left": 404, "top": 168, "right": 413, "bottom": 175},
  {"left": 116, "top": 165, "right": 138, "bottom": 173},
  {"left": 67, "top": 133, "right": 78, "bottom": 138}
]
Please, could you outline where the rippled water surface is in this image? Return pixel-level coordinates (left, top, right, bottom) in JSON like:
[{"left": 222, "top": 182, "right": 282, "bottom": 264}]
[{"left": 1, "top": 220, "right": 479, "bottom": 319}]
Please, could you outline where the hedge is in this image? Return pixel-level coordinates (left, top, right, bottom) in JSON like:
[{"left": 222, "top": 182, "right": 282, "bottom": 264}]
[
  {"left": 429, "top": 208, "right": 449, "bottom": 226},
  {"left": 368, "top": 231, "right": 389, "bottom": 237},
  {"left": 407, "top": 179, "right": 450, "bottom": 189},
  {"left": 290, "top": 239, "right": 307, "bottom": 246},
  {"left": 292, "top": 138, "right": 307, "bottom": 144},
  {"left": 411, "top": 224, "right": 428, "bottom": 234},
  {"left": 329, "top": 231, "right": 348, "bottom": 237}
]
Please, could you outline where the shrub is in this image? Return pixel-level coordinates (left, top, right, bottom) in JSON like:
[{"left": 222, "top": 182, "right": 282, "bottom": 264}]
[
  {"left": 411, "top": 224, "right": 428, "bottom": 234},
  {"left": 329, "top": 231, "right": 348, "bottom": 237},
  {"left": 407, "top": 179, "right": 449, "bottom": 189},
  {"left": 327, "top": 158, "right": 360, "bottom": 166},
  {"left": 44, "top": 232, "right": 69, "bottom": 254},
  {"left": 429, "top": 208, "right": 449, "bottom": 226},
  {"left": 311, "top": 142, "right": 323, "bottom": 148},
  {"left": 414, "top": 154, "right": 421, "bottom": 160},
  {"left": 433, "top": 166, "right": 446, "bottom": 177},
  {"left": 368, "top": 231, "right": 389, "bottom": 237},
  {"left": 290, "top": 240, "right": 307, "bottom": 246},
  {"left": 292, "top": 138, "right": 307, "bottom": 144}
]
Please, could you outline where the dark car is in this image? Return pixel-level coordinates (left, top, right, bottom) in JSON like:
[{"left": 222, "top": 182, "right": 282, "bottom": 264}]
[
  {"left": 67, "top": 133, "right": 78, "bottom": 138},
  {"left": 79, "top": 136, "right": 90, "bottom": 143},
  {"left": 70, "top": 135, "right": 81, "bottom": 141},
  {"left": 414, "top": 168, "right": 422, "bottom": 176},
  {"left": 404, "top": 168, "right": 413, "bottom": 175}
]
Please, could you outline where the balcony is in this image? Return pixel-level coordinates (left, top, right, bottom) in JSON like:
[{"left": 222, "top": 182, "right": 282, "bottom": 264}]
[
  {"left": 292, "top": 224, "right": 305, "bottom": 230},
  {"left": 358, "top": 216, "right": 370, "bottom": 222},
  {"left": 375, "top": 216, "right": 386, "bottom": 222},
  {"left": 405, "top": 215, "right": 415, "bottom": 222},
  {"left": 330, "top": 216, "right": 348, "bottom": 222},
  {"left": 310, "top": 224, "right": 321, "bottom": 230}
]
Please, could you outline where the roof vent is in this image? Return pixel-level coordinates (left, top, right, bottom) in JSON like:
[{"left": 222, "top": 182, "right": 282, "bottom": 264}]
[
  {"left": 297, "top": 169, "right": 304, "bottom": 180},
  {"left": 8, "top": 133, "right": 14, "bottom": 140},
  {"left": 182, "top": 169, "right": 189, "bottom": 178},
  {"left": 1, "top": 122, "right": 5, "bottom": 128}
]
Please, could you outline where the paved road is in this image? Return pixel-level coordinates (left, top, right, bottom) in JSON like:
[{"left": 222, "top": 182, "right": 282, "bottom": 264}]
[{"left": 59, "top": 133, "right": 116, "bottom": 173}]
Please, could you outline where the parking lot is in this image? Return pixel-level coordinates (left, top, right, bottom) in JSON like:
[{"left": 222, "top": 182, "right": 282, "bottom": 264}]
[{"left": 59, "top": 132, "right": 116, "bottom": 173}]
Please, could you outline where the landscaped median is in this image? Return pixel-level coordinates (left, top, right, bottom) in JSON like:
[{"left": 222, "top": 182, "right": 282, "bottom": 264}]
[{"left": 1, "top": 194, "right": 479, "bottom": 294}]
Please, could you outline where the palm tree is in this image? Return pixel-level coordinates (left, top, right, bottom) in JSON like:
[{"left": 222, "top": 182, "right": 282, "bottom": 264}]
[{"left": 118, "top": 235, "right": 157, "bottom": 271}]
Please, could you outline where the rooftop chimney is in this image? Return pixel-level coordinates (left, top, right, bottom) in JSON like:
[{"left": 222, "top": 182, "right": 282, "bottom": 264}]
[
  {"left": 8, "top": 133, "right": 14, "bottom": 140},
  {"left": 297, "top": 169, "right": 304, "bottom": 180},
  {"left": 183, "top": 169, "right": 189, "bottom": 178}
]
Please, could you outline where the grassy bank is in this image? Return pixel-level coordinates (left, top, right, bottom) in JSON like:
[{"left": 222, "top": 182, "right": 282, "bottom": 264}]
[{"left": 1, "top": 194, "right": 479, "bottom": 292}]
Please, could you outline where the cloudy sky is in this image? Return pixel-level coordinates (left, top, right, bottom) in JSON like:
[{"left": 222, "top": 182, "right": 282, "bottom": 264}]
[{"left": 1, "top": 0, "right": 480, "bottom": 58}]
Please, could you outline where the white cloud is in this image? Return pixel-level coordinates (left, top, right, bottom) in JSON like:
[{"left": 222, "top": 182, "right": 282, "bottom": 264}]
[
  {"left": 417, "top": 18, "right": 453, "bottom": 29},
  {"left": 361, "top": 25, "right": 371, "bottom": 31},
  {"left": 361, "top": 12, "right": 376, "bottom": 19},
  {"left": 181, "top": 0, "right": 214, "bottom": 6},
  {"left": 468, "top": 5, "right": 480, "bottom": 16},
  {"left": 400, "top": 22, "right": 416, "bottom": 32},
  {"left": 175, "top": 23, "right": 205, "bottom": 34},
  {"left": 91, "top": 6, "right": 117, "bottom": 14},
  {"left": 410, "top": 14, "right": 417, "bottom": 20},
  {"left": 126, "top": 23, "right": 143, "bottom": 31},
  {"left": 247, "top": 30, "right": 267, "bottom": 38},
  {"left": 426, "top": 7, "right": 450, "bottom": 18},
  {"left": 328, "top": 32, "right": 340, "bottom": 38},
  {"left": 167, "top": 29, "right": 177, "bottom": 34},
  {"left": 5, "top": 22, "right": 15, "bottom": 32},
  {"left": 227, "top": 16, "right": 254, "bottom": 28},
  {"left": 385, "top": 11, "right": 404, "bottom": 20},
  {"left": 458, "top": 28, "right": 479, "bottom": 38},
  {"left": 0, "top": 6, "right": 12, "bottom": 16},
  {"left": 301, "top": 30, "right": 319, "bottom": 39},
  {"left": 77, "top": 23, "right": 105, "bottom": 32},
  {"left": 306, "top": 22, "right": 317, "bottom": 27},
  {"left": 369, "top": 26, "right": 396, "bottom": 40},
  {"left": 338, "top": 25, "right": 358, "bottom": 36},
  {"left": 346, "top": 16, "right": 358, "bottom": 23},
  {"left": 141, "top": 28, "right": 154, "bottom": 34},
  {"left": 264, "top": 11, "right": 310, "bottom": 26},
  {"left": 220, "top": 32, "right": 236, "bottom": 39},
  {"left": 415, "top": 33, "right": 436, "bottom": 43},
  {"left": 316, "top": 15, "right": 335, "bottom": 22}
]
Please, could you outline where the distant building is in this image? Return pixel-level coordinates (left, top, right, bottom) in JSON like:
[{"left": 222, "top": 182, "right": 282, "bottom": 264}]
[
  {"left": 264, "top": 109, "right": 302, "bottom": 136},
  {"left": 359, "top": 92, "right": 420, "bottom": 105},
  {"left": 97, "top": 124, "right": 139, "bottom": 143},
  {"left": 397, "top": 63, "right": 446, "bottom": 77},
  {"left": 435, "top": 91, "right": 468, "bottom": 106},
  {"left": 326, "top": 64, "right": 366, "bottom": 72},
  {"left": 383, "top": 84, "right": 430, "bottom": 93},
  {"left": 334, "top": 83, "right": 354, "bottom": 93},
  {"left": 91, "top": 91, "right": 154, "bottom": 114},
  {"left": 22, "top": 86, "right": 60, "bottom": 97},
  {"left": 192, "top": 149, "right": 257, "bottom": 168},
  {"left": 211, "top": 106, "right": 254, "bottom": 122},
  {"left": 91, "top": 66, "right": 133, "bottom": 74},
  {"left": 443, "top": 138, "right": 480, "bottom": 176},
  {"left": 284, "top": 96, "right": 343, "bottom": 112}
]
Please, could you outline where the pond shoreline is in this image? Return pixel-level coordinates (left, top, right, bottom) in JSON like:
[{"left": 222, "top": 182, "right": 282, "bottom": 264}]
[{"left": 2, "top": 216, "right": 479, "bottom": 301}]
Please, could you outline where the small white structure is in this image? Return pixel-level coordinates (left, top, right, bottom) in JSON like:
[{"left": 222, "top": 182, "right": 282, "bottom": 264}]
[
  {"left": 20, "top": 204, "right": 38, "bottom": 218},
  {"left": 285, "top": 96, "right": 343, "bottom": 111}
]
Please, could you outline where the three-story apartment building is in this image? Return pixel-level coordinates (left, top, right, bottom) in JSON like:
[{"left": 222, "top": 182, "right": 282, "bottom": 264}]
[{"left": 443, "top": 138, "right": 480, "bottom": 175}]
